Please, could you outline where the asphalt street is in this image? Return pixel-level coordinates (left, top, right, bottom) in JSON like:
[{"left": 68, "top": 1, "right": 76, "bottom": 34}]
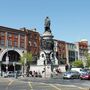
[
  {"left": 19, "top": 77, "right": 90, "bottom": 90},
  {"left": 0, "top": 77, "right": 90, "bottom": 90}
]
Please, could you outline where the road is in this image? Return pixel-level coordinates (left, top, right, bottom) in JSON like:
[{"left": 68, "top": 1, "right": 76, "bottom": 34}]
[{"left": 0, "top": 77, "right": 90, "bottom": 90}]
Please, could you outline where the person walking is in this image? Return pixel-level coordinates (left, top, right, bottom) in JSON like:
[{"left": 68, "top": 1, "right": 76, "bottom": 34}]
[{"left": 65, "top": 64, "right": 69, "bottom": 71}]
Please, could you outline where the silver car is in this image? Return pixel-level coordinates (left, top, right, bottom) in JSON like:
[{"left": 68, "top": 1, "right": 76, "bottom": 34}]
[{"left": 63, "top": 71, "right": 80, "bottom": 79}]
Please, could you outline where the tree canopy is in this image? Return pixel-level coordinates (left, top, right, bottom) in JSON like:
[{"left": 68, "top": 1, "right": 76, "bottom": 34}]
[
  {"left": 20, "top": 52, "right": 32, "bottom": 65},
  {"left": 84, "top": 53, "right": 90, "bottom": 68},
  {"left": 20, "top": 52, "right": 32, "bottom": 77},
  {"left": 72, "top": 60, "right": 84, "bottom": 68}
]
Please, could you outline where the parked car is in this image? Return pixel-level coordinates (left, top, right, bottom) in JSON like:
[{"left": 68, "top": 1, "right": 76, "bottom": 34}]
[
  {"left": 80, "top": 68, "right": 90, "bottom": 75},
  {"left": 16, "top": 70, "right": 22, "bottom": 77},
  {"left": 3, "top": 72, "right": 8, "bottom": 77},
  {"left": 71, "top": 68, "right": 90, "bottom": 75},
  {"left": 80, "top": 72, "right": 90, "bottom": 80},
  {"left": 8, "top": 71, "right": 15, "bottom": 77},
  {"left": 63, "top": 71, "right": 80, "bottom": 79}
]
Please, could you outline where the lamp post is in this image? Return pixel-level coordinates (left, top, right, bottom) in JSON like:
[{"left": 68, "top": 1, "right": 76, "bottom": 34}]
[
  {"left": 13, "top": 62, "right": 15, "bottom": 73},
  {"left": 6, "top": 55, "right": 9, "bottom": 74},
  {"left": 50, "top": 51, "right": 55, "bottom": 78},
  {"left": 44, "top": 59, "right": 47, "bottom": 78},
  {"left": 13, "top": 62, "right": 16, "bottom": 78},
  {"left": 6, "top": 34, "right": 9, "bottom": 75},
  {"left": 0, "top": 61, "right": 2, "bottom": 76},
  {"left": 24, "top": 58, "right": 27, "bottom": 76}
]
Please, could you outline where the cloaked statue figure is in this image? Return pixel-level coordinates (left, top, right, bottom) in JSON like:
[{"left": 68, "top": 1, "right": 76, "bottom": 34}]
[{"left": 44, "top": 16, "right": 51, "bottom": 32}]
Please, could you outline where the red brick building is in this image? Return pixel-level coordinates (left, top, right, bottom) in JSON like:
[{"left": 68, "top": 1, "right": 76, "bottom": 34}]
[
  {"left": 0, "top": 26, "right": 40, "bottom": 71},
  {"left": 78, "top": 39, "right": 88, "bottom": 60},
  {"left": 54, "top": 39, "right": 66, "bottom": 65}
]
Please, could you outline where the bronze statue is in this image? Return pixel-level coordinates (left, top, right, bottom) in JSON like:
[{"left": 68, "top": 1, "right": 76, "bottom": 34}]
[
  {"left": 44, "top": 16, "right": 51, "bottom": 32},
  {"left": 45, "top": 17, "right": 50, "bottom": 28}
]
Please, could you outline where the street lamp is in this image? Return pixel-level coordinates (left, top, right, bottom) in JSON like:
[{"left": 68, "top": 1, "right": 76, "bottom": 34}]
[
  {"left": 0, "top": 61, "right": 2, "bottom": 76},
  {"left": 13, "top": 62, "right": 16, "bottom": 77},
  {"left": 44, "top": 59, "right": 47, "bottom": 78},
  {"left": 13, "top": 62, "right": 16, "bottom": 73},
  {"left": 6, "top": 34, "right": 9, "bottom": 74},
  {"left": 24, "top": 58, "right": 27, "bottom": 76},
  {"left": 6, "top": 55, "right": 9, "bottom": 74},
  {"left": 50, "top": 52, "right": 55, "bottom": 78}
]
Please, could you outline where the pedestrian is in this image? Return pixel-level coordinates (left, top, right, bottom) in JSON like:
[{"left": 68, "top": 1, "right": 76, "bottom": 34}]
[
  {"left": 69, "top": 64, "right": 72, "bottom": 70},
  {"left": 65, "top": 64, "right": 69, "bottom": 71}
]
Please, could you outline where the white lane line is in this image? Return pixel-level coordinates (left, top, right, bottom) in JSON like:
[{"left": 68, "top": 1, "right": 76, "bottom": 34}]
[
  {"left": 70, "top": 84, "right": 87, "bottom": 90},
  {"left": 77, "top": 86, "right": 88, "bottom": 90},
  {"left": 56, "top": 84, "right": 76, "bottom": 87},
  {"left": 49, "top": 84, "right": 62, "bottom": 90},
  {"left": 28, "top": 82, "right": 33, "bottom": 90},
  {"left": 5, "top": 79, "right": 14, "bottom": 90},
  {"left": 56, "top": 84, "right": 87, "bottom": 90},
  {"left": 29, "top": 82, "right": 87, "bottom": 90},
  {"left": 29, "top": 82, "right": 61, "bottom": 90},
  {"left": 8, "top": 79, "right": 14, "bottom": 86}
]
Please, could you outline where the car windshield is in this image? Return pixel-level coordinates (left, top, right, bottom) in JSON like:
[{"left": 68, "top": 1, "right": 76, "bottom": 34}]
[
  {"left": 80, "top": 69, "right": 90, "bottom": 72},
  {"left": 87, "top": 72, "right": 90, "bottom": 74},
  {"left": 65, "top": 71, "right": 77, "bottom": 74},
  {"left": 82, "top": 72, "right": 90, "bottom": 75}
]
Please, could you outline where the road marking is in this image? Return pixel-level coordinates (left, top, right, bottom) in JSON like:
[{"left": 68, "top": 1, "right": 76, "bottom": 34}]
[
  {"left": 49, "top": 84, "right": 61, "bottom": 90},
  {"left": 5, "top": 79, "right": 14, "bottom": 90},
  {"left": 56, "top": 84, "right": 76, "bottom": 87},
  {"left": 8, "top": 79, "right": 14, "bottom": 86},
  {"left": 77, "top": 86, "right": 88, "bottom": 90},
  {"left": 28, "top": 82, "right": 33, "bottom": 90},
  {"left": 56, "top": 83, "right": 87, "bottom": 90},
  {"left": 30, "top": 82, "right": 61, "bottom": 90}
]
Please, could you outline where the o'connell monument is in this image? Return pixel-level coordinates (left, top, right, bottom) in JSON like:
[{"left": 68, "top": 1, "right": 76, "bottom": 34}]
[{"left": 37, "top": 17, "right": 58, "bottom": 78}]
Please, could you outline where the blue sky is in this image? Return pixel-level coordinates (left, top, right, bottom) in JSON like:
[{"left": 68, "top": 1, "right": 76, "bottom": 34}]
[{"left": 0, "top": 0, "right": 90, "bottom": 43}]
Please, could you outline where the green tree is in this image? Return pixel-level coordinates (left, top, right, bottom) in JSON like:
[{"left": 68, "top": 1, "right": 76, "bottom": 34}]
[
  {"left": 84, "top": 53, "right": 90, "bottom": 68},
  {"left": 72, "top": 60, "right": 84, "bottom": 68},
  {"left": 20, "top": 52, "right": 32, "bottom": 77}
]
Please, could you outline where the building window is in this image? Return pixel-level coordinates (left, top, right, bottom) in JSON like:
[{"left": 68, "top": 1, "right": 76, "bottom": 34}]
[
  {"left": 13, "top": 33, "right": 18, "bottom": 47},
  {"left": 8, "top": 33, "right": 12, "bottom": 38},
  {"left": 20, "top": 35, "right": 25, "bottom": 40},
  {"left": 0, "top": 32, "right": 5, "bottom": 42},
  {"left": 0, "top": 39, "right": 5, "bottom": 45},
  {"left": 0, "top": 32, "right": 5, "bottom": 37},
  {"left": 29, "top": 33, "right": 32, "bottom": 38},
  {"left": 8, "top": 40, "right": 12, "bottom": 46},
  {"left": 14, "top": 41, "right": 18, "bottom": 47},
  {"left": 20, "top": 34, "right": 25, "bottom": 48},
  {"left": 20, "top": 42, "right": 25, "bottom": 48},
  {"left": 14, "top": 33, "right": 18, "bottom": 38},
  {"left": 34, "top": 34, "right": 37, "bottom": 39}
]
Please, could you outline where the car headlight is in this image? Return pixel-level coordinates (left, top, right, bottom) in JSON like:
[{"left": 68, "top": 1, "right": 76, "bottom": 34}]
[
  {"left": 85, "top": 75, "right": 89, "bottom": 77},
  {"left": 67, "top": 74, "right": 71, "bottom": 77}
]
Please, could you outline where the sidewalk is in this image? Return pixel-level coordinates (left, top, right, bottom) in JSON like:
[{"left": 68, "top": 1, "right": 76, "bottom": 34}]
[
  {"left": 51, "top": 72, "right": 63, "bottom": 79},
  {"left": 17, "top": 73, "right": 64, "bottom": 81},
  {"left": 0, "top": 72, "right": 64, "bottom": 81}
]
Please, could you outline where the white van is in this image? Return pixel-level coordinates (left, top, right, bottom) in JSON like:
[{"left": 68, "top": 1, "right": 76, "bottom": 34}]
[
  {"left": 71, "top": 68, "right": 82, "bottom": 73},
  {"left": 71, "top": 68, "right": 88, "bottom": 75}
]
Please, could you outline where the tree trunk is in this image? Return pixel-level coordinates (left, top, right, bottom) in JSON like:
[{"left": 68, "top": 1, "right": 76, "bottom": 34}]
[
  {"left": 26, "top": 61, "right": 30, "bottom": 77},
  {"left": 22, "top": 65, "right": 24, "bottom": 76}
]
